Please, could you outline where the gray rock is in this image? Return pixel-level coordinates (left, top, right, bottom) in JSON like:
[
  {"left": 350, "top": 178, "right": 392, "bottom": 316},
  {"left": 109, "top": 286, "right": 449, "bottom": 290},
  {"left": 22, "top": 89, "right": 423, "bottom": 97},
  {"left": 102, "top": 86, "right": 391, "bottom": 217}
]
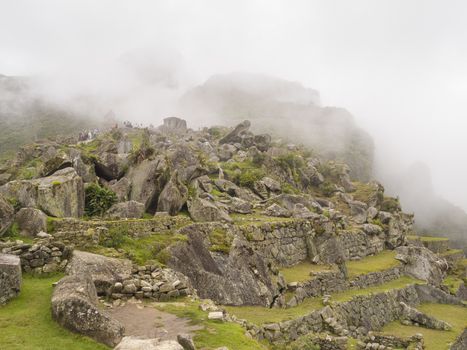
[
  {"left": 0, "top": 254, "right": 21, "bottom": 304},
  {"left": 263, "top": 203, "right": 291, "bottom": 218},
  {"left": 262, "top": 177, "right": 281, "bottom": 193},
  {"left": 116, "top": 337, "right": 184, "bottom": 350},
  {"left": 107, "top": 200, "right": 145, "bottom": 219},
  {"left": 451, "top": 328, "right": 467, "bottom": 350},
  {"left": 188, "top": 198, "right": 232, "bottom": 223},
  {"left": 169, "top": 229, "right": 278, "bottom": 306},
  {"left": 396, "top": 246, "right": 448, "bottom": 285},
  {"left": 107, "top": 177, "right": 131, "bottom": 202},
  {"left": 227, "top": 197, "right": 252, "bottom": 214},
  {"left": 51, "top": 275, "right": 124, "bottom": 347},
  {"left": 177, "top": 334, "right": 195, "bottom": 350},
  {"left": 400, "top": 302, "right": 451, "bottom": 330},
  {"left": 157, "top": 173, "right": 188, "bottom": 216},
  {"left": 127, "top": 157, "right": 169, "bottom": 212},
  {"left": 219, "top": 120, "right": 251, "bottom": 145},
  {"left": 208, "top": 311, "right": 224, "bottom": 320},
  {"left": 15, "top": 208, "right": 47, "bottom": 237},
  {"left": 349, "top": 200, "right": 368, "bottom": 224},
  {"left": 0, "top": 194, "right": 14, "bottom": 236},
  {"left": 66, "top": 251, "right": 132, "bottom": 294},
  {"left": 94, "top": 151, "right": 129, "bottom": 181}
]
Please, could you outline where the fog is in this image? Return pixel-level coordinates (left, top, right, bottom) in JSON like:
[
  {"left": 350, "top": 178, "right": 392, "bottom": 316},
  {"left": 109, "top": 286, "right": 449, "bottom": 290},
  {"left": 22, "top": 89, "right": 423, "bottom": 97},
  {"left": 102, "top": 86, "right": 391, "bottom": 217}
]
[{"left": 1, "top": 0, "right": 466, "bottom": 215}]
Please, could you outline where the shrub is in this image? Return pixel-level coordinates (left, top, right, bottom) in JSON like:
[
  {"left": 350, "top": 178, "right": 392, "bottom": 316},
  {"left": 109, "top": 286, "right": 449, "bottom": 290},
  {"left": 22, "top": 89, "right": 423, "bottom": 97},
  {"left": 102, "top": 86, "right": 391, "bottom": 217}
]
[
  {"left": 101, "top": 224, "right": 128, "bottom": 248},
  {"left": 85, "top": 183, "right": 117, "bottom": 217},
  {"left": 238, "top": 168, "right": 265, "bottom": 188},
  {"left": 319, "top": 181, "right": 336, "bottom": 197}
]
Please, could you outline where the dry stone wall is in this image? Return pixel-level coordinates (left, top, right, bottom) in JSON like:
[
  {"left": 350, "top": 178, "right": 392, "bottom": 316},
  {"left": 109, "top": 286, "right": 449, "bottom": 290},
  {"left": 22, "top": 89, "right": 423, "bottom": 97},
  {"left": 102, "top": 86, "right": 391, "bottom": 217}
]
[
  {"left": 50, "top": 216, "right": 192, "bottom": 247},
  {"left": 287, "top": 266, "right": 402, "bottom": 307},
  {"left": 0, "top": 239, "right": 71, "bottom": 274}
]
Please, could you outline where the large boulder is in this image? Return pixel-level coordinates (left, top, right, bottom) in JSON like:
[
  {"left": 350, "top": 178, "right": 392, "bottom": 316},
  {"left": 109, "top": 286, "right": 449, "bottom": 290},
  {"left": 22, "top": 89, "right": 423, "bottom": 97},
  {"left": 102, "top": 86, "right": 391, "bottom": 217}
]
[
  {"left": 51, "top": 275, "right": 124, "bottom": 347},
  {"left": 127, "top": 157, "right": 169, "bottom": 212},
  {"left": 219, "top": 120, "right": 251, "bottom": 145},
  {"left": 451, "top": 328, "right": 467, "bottom": 350},
  {"left": 15, "top": 207, "right": 47, "bottom": 237},
  {"left": 348, "top": 200, "right": 368, "bottom": 224},
  {"left": 94, "top": 151, "right": 129, "bottom": 181},
  {"left": 396, "top": 246, "right": 448, "bottom": 285},
  {"left": 400, "top": 302, "right": 451, "bottom": 330},
  {"left": 66, "top": 251, "right": 132, "bottom": 294},
  {"left": 35, "top": 168, "right": 84, "bottom": 217},
  {"left": 0, "top": 168, "right": 84, "bottom": 218},
  {"left": 106, "top": 201, "right": 145, "bottom": 219},
  {"left": 115, "top": 337, "right": 183, "bottom": 350},
  {"left": 0, "top": 194, "right": 14, "bottom": 236},
  {"left": 188, "top": 198, "right": 232, "bottom": 223},
  {"left": 0, "top": 254, "right": 21, "bottom": 304},
  {"left": 169, "top": 227, "right": 278, "bottom": 306},
  {"left": 157, "top": 173, "right": 188, "bottom": 216}
]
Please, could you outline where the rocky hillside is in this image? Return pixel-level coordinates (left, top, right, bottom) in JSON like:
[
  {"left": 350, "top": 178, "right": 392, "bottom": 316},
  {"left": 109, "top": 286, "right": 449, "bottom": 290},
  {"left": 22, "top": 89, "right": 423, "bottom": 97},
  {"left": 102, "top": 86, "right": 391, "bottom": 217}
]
[
  {"left": 0, "top": 117, "right": 466, "bottom": 350},
  {"left": 179, "top": 73, "right": 374, "bottom": 181}
]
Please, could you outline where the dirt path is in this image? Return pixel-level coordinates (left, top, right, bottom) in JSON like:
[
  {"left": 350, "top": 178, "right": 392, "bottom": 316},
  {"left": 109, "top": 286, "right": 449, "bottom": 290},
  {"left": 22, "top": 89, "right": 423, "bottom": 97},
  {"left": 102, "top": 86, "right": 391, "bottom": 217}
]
[{"left": 107, "top": 302, "right": 202, "bottom": 340}]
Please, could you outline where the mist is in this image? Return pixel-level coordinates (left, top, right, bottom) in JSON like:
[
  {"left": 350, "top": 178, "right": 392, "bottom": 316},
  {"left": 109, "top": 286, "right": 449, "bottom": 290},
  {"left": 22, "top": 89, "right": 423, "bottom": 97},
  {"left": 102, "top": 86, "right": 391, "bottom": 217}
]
[{"left": 1, "top": 0, "right": 467, "bottom": 218}]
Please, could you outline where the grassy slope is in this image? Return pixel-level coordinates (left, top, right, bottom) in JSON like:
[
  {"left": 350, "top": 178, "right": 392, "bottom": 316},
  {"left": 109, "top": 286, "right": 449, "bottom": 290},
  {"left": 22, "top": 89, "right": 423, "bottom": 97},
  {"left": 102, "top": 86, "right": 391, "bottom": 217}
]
[
  {"left": 279, "top": 250, "right": 399, "bottom": 283},
  {"left": 225, "top": 276, "right": 422, "bottom": 325},
  {"left": 155, "top": 300, "right": 267, "bottom": 350},
  {"left": 0, "top": 274, "right": 108, "bottom": 350},
  {"left": 382, "top": 303, "right": 467, "bottom": 350}
]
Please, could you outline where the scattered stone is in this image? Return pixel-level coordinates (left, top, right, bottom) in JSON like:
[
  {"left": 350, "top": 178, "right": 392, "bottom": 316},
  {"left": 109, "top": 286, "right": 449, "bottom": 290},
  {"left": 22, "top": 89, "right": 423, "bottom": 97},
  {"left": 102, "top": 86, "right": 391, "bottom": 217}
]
[
  {"left": 115, "top": 337, "right": 183, "bottom": 350},
  {"left": 208, "top": 311, "right": 224, "bottom": 321},
  {"left": 177, "top": 333, "right": 195, "bottom": 350},
  {"left": 263, "top": 203, "right": 291, "bottom": 217}
]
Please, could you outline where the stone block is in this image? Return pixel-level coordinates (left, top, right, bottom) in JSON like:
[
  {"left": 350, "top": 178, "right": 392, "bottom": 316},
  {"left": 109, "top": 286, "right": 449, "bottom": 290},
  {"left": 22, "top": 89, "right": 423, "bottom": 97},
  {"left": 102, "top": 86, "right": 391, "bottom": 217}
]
[{"left": 0, "top": 254, "right": 22, "bottom": 304}]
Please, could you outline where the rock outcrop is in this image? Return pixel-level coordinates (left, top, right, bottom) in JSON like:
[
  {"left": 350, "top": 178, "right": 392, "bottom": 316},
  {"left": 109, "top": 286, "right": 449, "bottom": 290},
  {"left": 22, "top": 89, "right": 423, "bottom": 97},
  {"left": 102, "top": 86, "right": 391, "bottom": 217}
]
[
  {"left": 0, "top": 254, "right": 21, "bottom": 304},
  {"left": 107, "top": 200, "right": 145, "bottom": 219},
  {"left": 0, "top": 194, "right": 14, "bottom": 236},
  {"left": 400, "top": 302, "right": 451, "bottom": 330},
  {"left": 169, "top": 226, "right": 278, "bottom": 306},
  {"left": 188, "top": 197, "right": 232, "bottom": 223},
  {"left": 157, "top": 173, "right": 188, "bottom": 216},
  {"left": 66, "top": 250, "right": 132, "bottom": 295},
  {"left": 51, "top": 275, "right": 124, "bottom": 347},
  {"left": 15, "top": 207, "right": 47, "bottom": 236},
  {"left": 396, "top": 246, "right": 448, "bottom": 285},
  {"left": 0, "top": 167, "right": 84, "bottom": 218}
]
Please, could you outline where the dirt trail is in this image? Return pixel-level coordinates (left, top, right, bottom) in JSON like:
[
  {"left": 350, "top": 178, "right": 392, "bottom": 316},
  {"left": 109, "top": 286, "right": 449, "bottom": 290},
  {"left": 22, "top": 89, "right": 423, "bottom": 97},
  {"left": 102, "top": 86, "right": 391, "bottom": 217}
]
[{"left": 107, "top": 303, "right": 202, "bottom": 340}]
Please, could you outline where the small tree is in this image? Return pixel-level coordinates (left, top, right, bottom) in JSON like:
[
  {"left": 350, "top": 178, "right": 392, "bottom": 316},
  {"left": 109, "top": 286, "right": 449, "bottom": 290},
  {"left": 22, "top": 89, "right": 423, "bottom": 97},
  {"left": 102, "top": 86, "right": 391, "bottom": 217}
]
[{"left": 85, "top": 183, "right": 117, "bottom": 217}]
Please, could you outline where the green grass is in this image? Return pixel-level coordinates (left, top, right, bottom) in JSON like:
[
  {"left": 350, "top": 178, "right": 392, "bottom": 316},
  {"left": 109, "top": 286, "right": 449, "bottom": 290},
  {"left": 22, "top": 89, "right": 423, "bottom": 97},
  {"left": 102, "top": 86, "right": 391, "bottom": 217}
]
[
  {"left": 346, "top": 250, "right": 400, "bottom": 278},
  {"left": 382, "top": 303, "right": 467, "bottom": 350},
  {"left": 407, "top": 235, "right": 449, "bottom": 242},
  {"left": 93, "top": 231, "right": 188, "bottom": 266},
  {"left": 441, "top": 249, "right": 464, "bottom": 257},
  {"left": 0, "top": 274, "right": 109, "bottom": 350},
  {"left": 155, "top": 300, "right": 267, "bottom": 350},
  {"left": 225, "top": 276, "right": 423, "bottom": 325},
  {"left": 280, "top": 263, "right": 335, "bottom": 283},
  {"left": 443, "top": 275, "right": 464, "bottom": 294}
]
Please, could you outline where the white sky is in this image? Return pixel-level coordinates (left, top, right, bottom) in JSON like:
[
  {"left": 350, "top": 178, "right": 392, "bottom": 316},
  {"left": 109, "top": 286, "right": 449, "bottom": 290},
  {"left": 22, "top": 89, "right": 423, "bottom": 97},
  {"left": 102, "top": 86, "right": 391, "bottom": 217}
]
[{"left": 0, "top": 0, "right": 466, "bottom": 210}]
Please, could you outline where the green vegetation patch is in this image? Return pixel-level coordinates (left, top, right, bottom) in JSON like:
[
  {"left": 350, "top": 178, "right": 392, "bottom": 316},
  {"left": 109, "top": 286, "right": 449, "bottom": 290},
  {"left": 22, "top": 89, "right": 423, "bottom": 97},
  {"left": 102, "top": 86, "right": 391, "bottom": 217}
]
[
  {"left": 441, "top": 249, "right": 464, "bottom": 257},
  {"left": 352, "top": 182, "right": 383, "bottom": 204},
  {"left": 407, "top": 235, "right": 449, "bottom": 242},
  {"left": 225, "top": 276, "right": 423, "bottom": 325},
  {"left": 84, "top": 183, "right": 117, "bottom": 217},
  {"left": 280, "top": 262, "right": 335, "bottom": 283},
  {"left": 208, "top": 227, "right": 232, "bottom": 254},
  {"left": 155, "top": 300, "right": 267, "bottom": 350},
  {"left": 346, "top": 250, "right": 400, "bottom": 278},
  {"left": 95, "top": 227, "right": 188, "bottom": 266},
  {"left": 382, "top": 303, "right": 467, "bottom": 350},
  {"left": 0, "top": 274, "right": 108, "bottom": 350},
  {"left": 442, "top": 275, "right": 464, "bottom": 295},
  {"left": 221, "top": 160, "right": 266, "bottom": 189}
]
